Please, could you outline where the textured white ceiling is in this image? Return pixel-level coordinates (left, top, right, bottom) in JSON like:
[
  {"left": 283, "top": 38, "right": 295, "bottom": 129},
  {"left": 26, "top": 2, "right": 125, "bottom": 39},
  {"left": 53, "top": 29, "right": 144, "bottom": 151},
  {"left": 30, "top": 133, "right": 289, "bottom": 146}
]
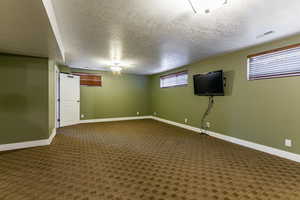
[
  {"left": 0, "top": 0, "right": 63, "bottom": 61},
  {"left": 51, "top": 0, "right": 300, "bottom": 74}
]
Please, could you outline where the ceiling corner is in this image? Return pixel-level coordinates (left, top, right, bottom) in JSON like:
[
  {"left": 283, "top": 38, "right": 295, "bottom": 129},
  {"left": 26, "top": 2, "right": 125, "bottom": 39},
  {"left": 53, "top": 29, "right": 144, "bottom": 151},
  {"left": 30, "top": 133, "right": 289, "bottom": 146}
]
[{"left": 42, "top": 0, "right": 66, "bottom": 63}]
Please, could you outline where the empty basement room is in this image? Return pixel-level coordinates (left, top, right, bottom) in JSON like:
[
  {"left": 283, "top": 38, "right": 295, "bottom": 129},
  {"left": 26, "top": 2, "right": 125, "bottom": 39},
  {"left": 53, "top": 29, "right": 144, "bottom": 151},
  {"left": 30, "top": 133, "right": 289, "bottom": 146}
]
[{"left": 1, "top": 0, "right": 300, "bottom": 199}]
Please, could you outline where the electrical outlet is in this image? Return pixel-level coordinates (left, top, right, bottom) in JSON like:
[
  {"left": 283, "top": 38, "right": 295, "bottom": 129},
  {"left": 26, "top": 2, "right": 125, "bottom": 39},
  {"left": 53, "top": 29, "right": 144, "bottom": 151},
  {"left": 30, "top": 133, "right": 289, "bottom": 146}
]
[
  {"left": 81, "top": 114, "right": 85, "bottom": 118},
  {"left": 136, "top": 112, "right": 140, "bottom": 116},
  {"left": 184, "top": 118, "right": 188, "bottom": 123},
  {"left": 206, "top": 122, "right": 210, "bottom": 128},
  {"left": 285, "top": 139, "right": 292, "bottom": 147},
  {"left": 153, "top": 112, "right": 157, "bottom": 116}
]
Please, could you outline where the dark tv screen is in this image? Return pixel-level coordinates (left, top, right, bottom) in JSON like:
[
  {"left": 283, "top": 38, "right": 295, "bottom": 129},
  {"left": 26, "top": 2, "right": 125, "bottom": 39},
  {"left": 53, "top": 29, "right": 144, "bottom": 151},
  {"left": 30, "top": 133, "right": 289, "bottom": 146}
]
[{"left": 193, "top": 70, "right": 224, "bottom": 96}]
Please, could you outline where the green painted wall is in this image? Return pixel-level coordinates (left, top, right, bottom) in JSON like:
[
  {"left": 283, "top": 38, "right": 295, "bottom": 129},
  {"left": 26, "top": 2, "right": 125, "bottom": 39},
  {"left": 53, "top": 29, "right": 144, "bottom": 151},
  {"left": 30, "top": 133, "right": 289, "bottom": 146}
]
[
  {"left": 58, "top": 64, "right": 71, "bottom": 74},
  {"left": 0, "top": 54, "right": 50, "bottom": 144},
  {"left": 70, "top": 68, "right": 150, "bottom": 119},
  {"left": 150, "top": 34, "right": 300, "bottom": 155}
]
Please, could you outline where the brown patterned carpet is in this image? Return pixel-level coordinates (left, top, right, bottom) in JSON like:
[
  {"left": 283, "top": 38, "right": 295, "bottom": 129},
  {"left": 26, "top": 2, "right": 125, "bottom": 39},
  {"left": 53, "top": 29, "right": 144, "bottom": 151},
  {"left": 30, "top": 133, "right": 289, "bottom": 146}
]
[{"left": 0, "top": 119, "right": 300, "bottom": 200}]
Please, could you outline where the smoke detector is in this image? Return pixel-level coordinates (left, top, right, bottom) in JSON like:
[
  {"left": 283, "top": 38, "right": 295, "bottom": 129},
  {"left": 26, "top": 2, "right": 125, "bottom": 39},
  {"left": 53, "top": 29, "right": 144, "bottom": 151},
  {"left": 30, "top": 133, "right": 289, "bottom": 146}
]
[
  {"left": 188, "top": 0, "right": 227, "bottom": 14},
  {"left": 256, "top": 31, "right": 275, "bottom": 39}
]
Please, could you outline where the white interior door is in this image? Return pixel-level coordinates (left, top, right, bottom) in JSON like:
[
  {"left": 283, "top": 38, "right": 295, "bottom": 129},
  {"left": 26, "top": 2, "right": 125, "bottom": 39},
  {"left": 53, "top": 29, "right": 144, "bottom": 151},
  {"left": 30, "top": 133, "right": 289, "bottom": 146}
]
[{"left": 60, "top": 73, "right": 80, "bottom": 127}]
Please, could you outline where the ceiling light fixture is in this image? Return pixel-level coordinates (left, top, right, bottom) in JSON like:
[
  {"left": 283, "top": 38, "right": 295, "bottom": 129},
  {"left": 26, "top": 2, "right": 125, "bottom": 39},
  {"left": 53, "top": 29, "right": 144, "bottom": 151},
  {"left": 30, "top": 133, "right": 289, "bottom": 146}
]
[
  {"left": 110, "top": 63, "right": 122, "bottom": 74},
  {"left": 188, "top": 0, "right": 227, "bottom": 14}
]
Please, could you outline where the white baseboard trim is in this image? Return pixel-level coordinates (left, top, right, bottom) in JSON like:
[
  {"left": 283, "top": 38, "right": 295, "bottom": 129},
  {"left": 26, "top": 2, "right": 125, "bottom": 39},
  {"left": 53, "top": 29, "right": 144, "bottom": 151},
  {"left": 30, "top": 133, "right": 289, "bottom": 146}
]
[
  {"left": 0, "top": 128, "right": 57, "bottom": 152},
  {"left": 151, "top": 116, "right": 202, "bottom": 133},
  {"left": 151, "top": 116, "right": 300, "bottom": 163},
  {"left": 49, "top": 128, "right": 57, "bottom": 144},
  {"left": 2, "top": 117, "right": 299, "bottom": 163},
  {"left": 80, "top": 116, "right": 152, "bottom": 124}
]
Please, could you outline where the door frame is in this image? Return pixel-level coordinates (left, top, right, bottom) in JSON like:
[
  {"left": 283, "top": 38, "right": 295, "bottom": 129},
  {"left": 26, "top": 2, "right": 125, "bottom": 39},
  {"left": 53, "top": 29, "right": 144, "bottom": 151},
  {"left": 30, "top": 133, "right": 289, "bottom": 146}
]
[{"left": 55, "top": 65, "right": 60, "bottom": 128}]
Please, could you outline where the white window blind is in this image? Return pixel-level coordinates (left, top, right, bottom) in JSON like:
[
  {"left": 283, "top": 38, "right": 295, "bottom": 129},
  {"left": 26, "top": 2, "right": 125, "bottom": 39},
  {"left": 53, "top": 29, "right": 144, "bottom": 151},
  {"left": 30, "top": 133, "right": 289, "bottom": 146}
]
[
  {"left": 160, "top": 71, "right": 188, "bottom": 88},
  {"left": 248, "top": 44, "right": 300, "bottom": 80}
]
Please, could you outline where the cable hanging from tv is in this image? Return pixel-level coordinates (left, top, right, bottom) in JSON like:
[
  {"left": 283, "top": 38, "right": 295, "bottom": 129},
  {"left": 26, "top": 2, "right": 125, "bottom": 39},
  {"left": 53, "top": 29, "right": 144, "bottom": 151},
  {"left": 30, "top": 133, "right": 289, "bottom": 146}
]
[
  {"left": 193, "top": 70, "right": 226, "bottom": 135},
  {"left": 200, "top": 96, "right": 214, "bottom": 134}
]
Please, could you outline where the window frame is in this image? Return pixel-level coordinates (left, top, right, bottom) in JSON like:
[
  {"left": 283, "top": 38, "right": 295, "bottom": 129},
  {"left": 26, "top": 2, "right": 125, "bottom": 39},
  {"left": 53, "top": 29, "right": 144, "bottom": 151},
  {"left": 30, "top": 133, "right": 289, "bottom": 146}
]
[
  {"left": 247, "top": 43, "right": 300, "bottom": 80},
  {"left": 160, "top": 70, "right": 188, "bottom": 88},
  {"left": 72, "top": 72, "right": 102, "bottom": 87}
]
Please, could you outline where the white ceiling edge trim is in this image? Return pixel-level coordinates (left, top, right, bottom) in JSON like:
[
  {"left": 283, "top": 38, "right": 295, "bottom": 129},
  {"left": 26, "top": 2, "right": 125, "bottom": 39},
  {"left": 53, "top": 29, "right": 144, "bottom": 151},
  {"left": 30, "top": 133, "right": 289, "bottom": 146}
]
[{"left": 41, "top": 0, "right": 65, "bottom": 62}]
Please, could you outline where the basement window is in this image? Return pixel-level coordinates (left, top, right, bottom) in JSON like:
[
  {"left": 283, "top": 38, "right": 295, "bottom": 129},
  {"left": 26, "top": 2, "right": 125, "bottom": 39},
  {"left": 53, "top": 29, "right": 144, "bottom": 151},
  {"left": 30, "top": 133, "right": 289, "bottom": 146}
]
[
  {"left": 247, "top": 43, "right": 300, "bottom": 80},
  {"left": 160, "top": 71, "right": 188, "bottom": 88},
  {"left": 72, "top": 73, "right": 102, "bottom": 87}
]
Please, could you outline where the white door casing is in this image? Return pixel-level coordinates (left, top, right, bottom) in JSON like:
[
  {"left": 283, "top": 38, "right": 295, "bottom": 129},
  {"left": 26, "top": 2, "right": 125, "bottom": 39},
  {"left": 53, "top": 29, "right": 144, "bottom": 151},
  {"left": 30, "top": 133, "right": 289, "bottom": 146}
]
[
  {"left": 55, "top": 65, "right": 60, "bottom": 128},
  {"left": 59, "top": 73, "right": 80, "bottom": 127}
]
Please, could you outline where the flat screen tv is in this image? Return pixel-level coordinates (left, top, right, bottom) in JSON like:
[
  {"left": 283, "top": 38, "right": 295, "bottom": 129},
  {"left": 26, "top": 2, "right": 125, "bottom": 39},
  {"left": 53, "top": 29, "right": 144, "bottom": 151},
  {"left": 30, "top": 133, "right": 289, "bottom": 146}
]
[{"left": 193, "top": 70, "right": 224, "bottom": 96}]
